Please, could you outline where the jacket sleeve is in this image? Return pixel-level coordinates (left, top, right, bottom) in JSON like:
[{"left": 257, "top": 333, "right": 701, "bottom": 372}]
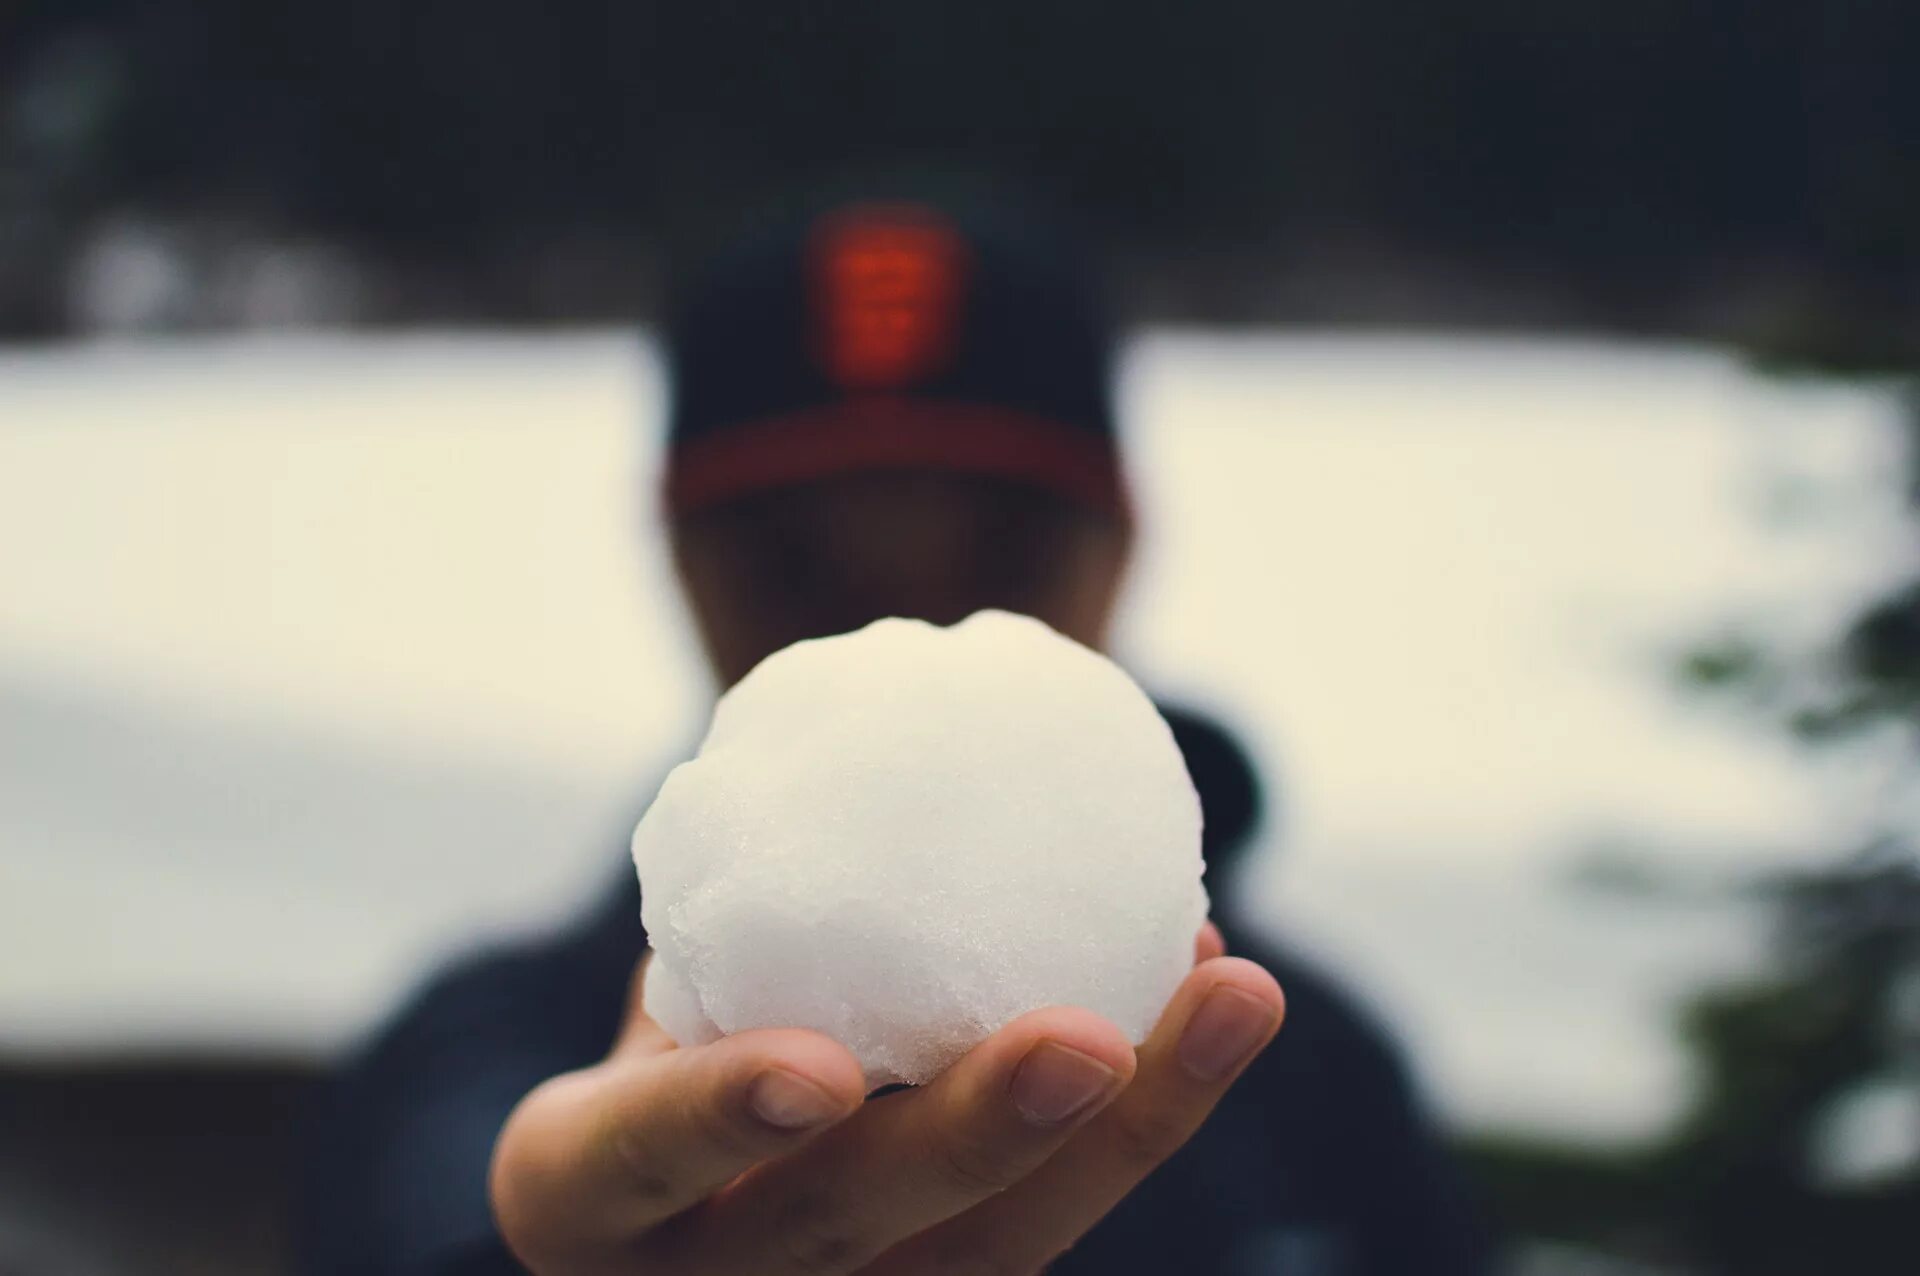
[{"left": 295, "top": 888, "right": 641, "bottom": 1276}]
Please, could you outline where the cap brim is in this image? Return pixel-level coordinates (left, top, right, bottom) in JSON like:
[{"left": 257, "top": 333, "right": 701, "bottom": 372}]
[{"left": 664, "top": 397, "right": 1127, "bottom": 519}]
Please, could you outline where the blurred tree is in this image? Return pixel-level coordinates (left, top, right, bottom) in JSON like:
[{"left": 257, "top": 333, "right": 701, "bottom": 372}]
[
  {"left": 5, "top": 0, "right": 1920, "bottom": 336},
  {"left": 1658, "top": 841, "right": 1920, "bottom": 1273},
  {"left": 1655, "top": 375, "right": 1920, "bottom": 1274},
  {"left": 1464, "top": 371, "right": 1920, "bottom": 1274}
]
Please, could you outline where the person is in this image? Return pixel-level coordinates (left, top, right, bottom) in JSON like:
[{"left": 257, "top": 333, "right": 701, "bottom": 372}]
[{"left": 299, "top": 194, "right": 1493, "bottom": 1275}]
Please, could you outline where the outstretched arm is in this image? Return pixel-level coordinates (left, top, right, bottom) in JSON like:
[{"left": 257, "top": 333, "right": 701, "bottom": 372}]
[
  {"left": 296, "top": 916, "right": 636, "bottom": 1276},
  {"left": 490, "top": 930, "right": 1283, "bottom": 1274}
]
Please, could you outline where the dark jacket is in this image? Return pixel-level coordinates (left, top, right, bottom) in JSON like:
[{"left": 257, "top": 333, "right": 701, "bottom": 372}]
[{"left": 298, "top": 708, "right": 1492, "bottom": 1275}]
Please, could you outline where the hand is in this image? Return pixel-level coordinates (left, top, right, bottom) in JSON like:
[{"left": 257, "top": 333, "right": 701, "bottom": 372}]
[{"left": 489, "top": 923, "right": 1283, "bottom": 1274}]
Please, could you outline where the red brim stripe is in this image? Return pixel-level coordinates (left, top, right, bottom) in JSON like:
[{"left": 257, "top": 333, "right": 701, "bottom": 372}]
[{"left": 664, "top": 397, "right": 1129, "bottom": 519}]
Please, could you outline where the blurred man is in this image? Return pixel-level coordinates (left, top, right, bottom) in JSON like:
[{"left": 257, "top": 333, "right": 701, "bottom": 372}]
[{"left": 301, "top": 197, "right": 1491, "bottom": 1275}]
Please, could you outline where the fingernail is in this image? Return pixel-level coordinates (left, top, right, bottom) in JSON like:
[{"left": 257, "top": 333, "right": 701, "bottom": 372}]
[
  {"left": 750, "top": 1068, "right": 841, "bottom": 1130},
  {"left": 1010, "top": 1041, "right": 1120, "bottom": 1127},
  {"left": 1178, "top": 986, "right": 1278, "bottom": 1083}
]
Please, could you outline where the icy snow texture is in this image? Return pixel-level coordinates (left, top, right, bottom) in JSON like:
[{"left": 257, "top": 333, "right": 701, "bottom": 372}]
[{"left": 632, "top": 610, "right": 1208, "bottom": 1086}]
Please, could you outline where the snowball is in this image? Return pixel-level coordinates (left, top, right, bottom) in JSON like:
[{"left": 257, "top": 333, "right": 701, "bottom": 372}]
[{"left": 632, "top": 609, "right": 1207, "bottom": 1086}]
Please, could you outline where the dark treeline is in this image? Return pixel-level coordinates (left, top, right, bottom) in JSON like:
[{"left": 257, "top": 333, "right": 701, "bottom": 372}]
[{"left": 3, "top": 1, "right": 1917, "bottom": 341}]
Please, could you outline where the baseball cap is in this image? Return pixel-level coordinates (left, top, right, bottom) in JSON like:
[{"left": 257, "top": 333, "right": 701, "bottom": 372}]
[{"left": 662, "top": 196, "right": 1128, "bottom": 520}]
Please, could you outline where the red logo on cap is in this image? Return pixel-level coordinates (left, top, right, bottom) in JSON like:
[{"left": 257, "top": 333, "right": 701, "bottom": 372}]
[{"left": 811, "top": 204, "right": 967, "bottom": 392}]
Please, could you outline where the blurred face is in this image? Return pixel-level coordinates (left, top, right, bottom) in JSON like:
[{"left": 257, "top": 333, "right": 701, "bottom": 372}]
[{"left": 671, "top": 471, "right": 1131, "bottom": 687}]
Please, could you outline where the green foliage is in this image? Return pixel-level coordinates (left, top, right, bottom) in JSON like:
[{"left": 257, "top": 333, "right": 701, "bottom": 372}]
[
  {"left": 1487, "top": 370, "right": 1920, "bottom": 1272},
  {"left": 1659, "top": 842, "right": 1920, "bottom": 1223},
  {"left": 1676, "top": 638, "right": 1767, "bottom": 692},
  {"left": 1650, "top": 381, "right": 1920, "bottom": 1272}
]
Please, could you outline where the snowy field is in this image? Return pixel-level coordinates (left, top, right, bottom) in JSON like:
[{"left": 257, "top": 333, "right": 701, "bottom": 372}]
[{"left": 0, "top": 330, "right": 1908, "bottom": 1145}]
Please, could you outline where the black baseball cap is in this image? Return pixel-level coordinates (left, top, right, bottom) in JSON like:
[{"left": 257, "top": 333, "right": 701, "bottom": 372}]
[{"left": 662, "top": 195, "right": 1128, "bottom": 520}]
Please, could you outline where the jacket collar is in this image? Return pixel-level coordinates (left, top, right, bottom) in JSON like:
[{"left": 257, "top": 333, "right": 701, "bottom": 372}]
[{"left": 1157, "top": 703, "right": 1266, "bottom": 904}]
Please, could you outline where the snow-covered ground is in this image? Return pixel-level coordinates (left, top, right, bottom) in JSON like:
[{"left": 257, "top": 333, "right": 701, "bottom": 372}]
[{"left": 0, "top": 330, "right": 1909, "bottom": 1145}]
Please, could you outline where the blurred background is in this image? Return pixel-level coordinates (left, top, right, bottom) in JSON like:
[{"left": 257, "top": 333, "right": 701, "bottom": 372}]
[{"left": 3, "top": 3, "right": 1918, "bottom": 1273}]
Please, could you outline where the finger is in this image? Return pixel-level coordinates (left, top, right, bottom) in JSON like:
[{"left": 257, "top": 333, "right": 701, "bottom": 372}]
[
  {"left": 491, "top": 1027, "right": 865, "bottom": 1269},
  {"left": 1195, "top": 920, "right": 1226, "bottom": 964},
  {"left": 663, "top": 1006, "right": 1136, "bottom": 1274},
  {"left": 870, "top": 958, "right": 1283, "bottom": 1275}
]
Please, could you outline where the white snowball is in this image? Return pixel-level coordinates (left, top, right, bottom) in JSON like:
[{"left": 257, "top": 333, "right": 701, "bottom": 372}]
[{"left": 632, "top": 609, "right": 1207, "bottom": 1086}]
